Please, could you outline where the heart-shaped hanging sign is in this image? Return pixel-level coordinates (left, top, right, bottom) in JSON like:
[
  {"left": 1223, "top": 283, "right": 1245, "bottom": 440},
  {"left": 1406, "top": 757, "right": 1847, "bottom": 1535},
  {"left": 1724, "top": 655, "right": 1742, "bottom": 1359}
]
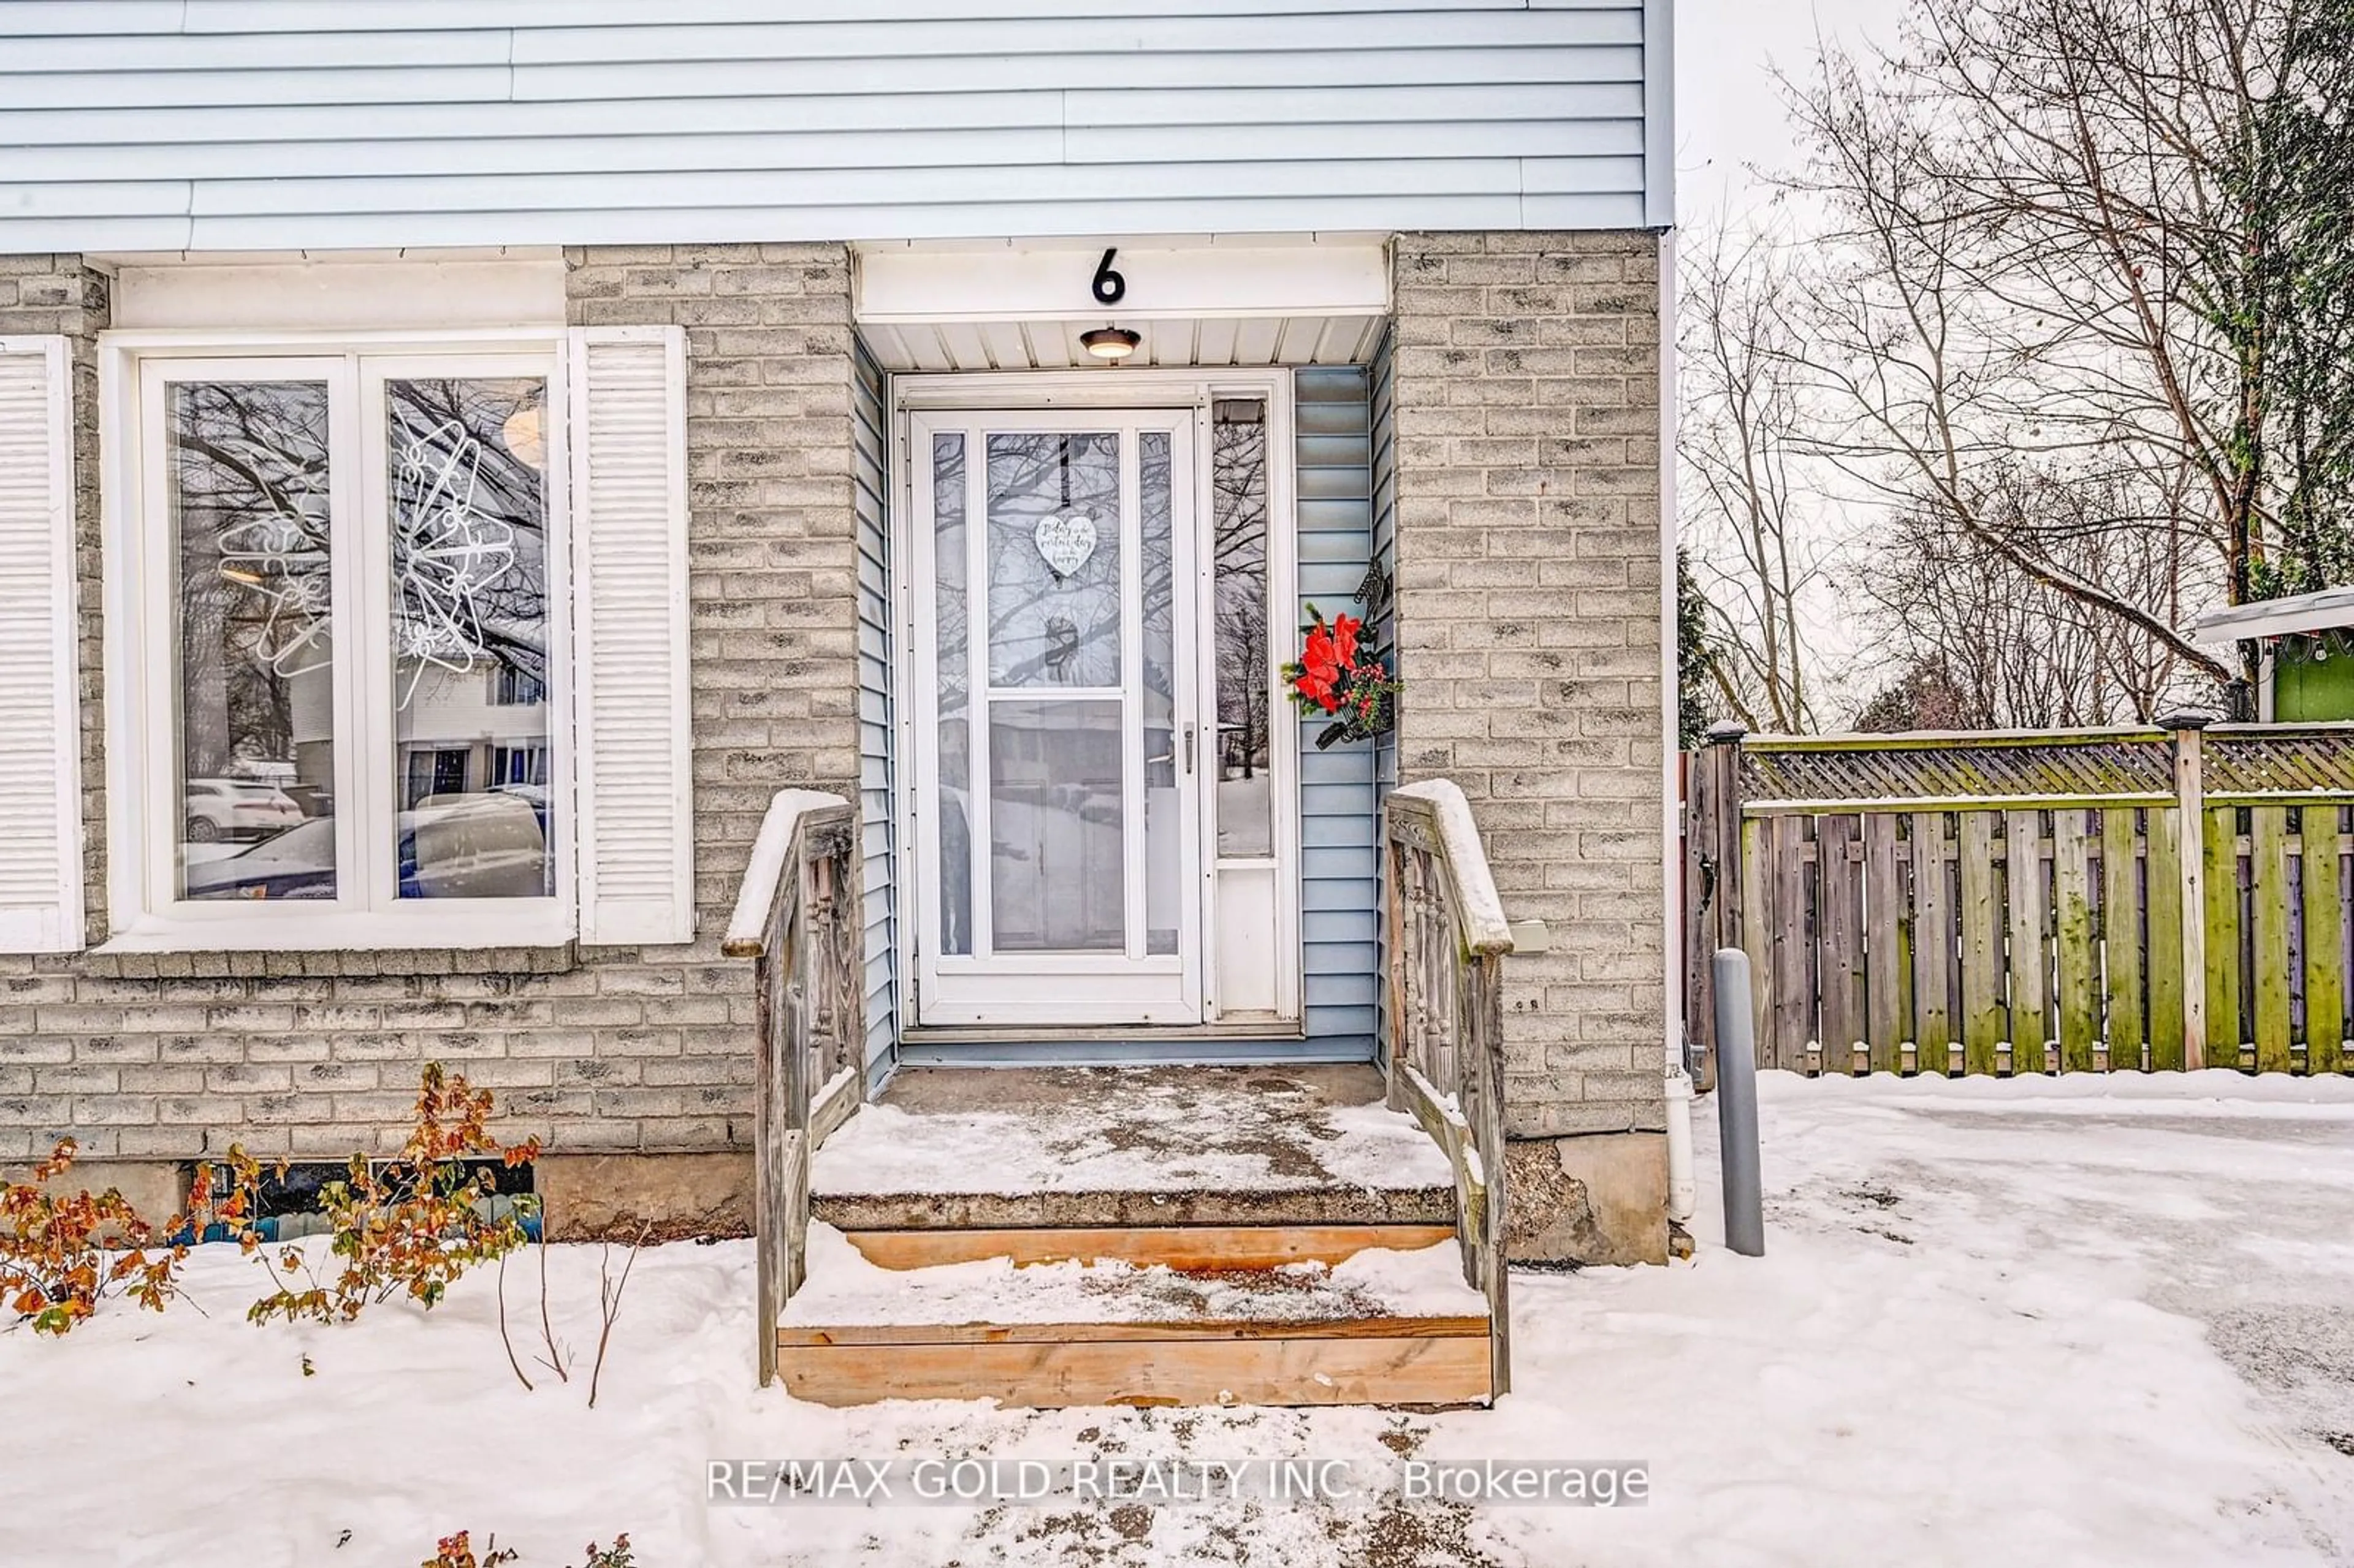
[{"left": 1034, "top": 512, "right": 1099, "bottom": 577}]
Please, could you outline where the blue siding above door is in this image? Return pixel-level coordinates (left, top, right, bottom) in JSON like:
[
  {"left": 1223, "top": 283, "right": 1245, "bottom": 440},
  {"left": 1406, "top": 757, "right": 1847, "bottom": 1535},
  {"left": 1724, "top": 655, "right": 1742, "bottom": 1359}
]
[
  {"left": 0, "top": 2, "right": 1671, "bottom": 251},
  {"left": 853, "top": 339, "right": 897, "bottom": 1091},
  {"left": 1295, "top": 365, "right": 1381, "bottom": 1054}
]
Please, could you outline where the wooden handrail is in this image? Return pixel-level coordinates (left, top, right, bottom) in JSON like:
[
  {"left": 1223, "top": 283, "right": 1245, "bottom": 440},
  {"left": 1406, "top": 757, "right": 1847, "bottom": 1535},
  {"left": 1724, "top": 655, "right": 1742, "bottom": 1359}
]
[
  {"left": 725, "top": 790, "right": 863, "bottom": 1387},
  {"left": 1390, "top": 780, "right": 1514, "bottom": 956},
  {"left": 1384, "top": 778, "right": 1515, "bottom": 1398}
]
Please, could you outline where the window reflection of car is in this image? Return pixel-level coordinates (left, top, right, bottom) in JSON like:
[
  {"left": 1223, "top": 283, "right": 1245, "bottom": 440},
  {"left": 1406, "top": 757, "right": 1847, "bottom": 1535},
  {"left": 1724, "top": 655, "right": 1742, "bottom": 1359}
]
[
  {"left": 181, "top": 791, "right": 550, "bottom": 901},
  {"left": 183, "top": 778, "right": 305, "bottom": 843},
  {"left": 411, "top": 790, "right": 550, "bottom": 899},
  {"left": 182, "top": 816, "right": 338, "bottom": 900}
]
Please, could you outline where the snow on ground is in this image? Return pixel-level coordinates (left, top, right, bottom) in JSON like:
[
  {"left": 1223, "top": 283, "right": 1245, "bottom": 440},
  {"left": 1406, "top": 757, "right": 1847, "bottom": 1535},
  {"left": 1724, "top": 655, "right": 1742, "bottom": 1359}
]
[{"left": 5, "top": 1072, "right": 2353, "bottom": 1567}]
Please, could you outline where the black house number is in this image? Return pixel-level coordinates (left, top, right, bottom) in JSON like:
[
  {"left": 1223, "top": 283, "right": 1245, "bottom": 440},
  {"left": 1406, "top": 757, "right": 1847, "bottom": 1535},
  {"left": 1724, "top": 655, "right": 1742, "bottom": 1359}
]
[{"left": 1091, "top": 247, "right": 1127, "bottom": 306}]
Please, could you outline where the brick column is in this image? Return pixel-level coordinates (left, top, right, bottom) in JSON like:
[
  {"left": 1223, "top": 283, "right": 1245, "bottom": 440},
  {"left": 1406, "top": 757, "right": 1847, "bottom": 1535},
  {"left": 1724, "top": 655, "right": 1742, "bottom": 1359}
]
[
  {"left": 1388, "top": 230, "right": 1668, "bottom": 1265},
  {"left": 563, "top": 243, "right": 864, "bottom": 902}
]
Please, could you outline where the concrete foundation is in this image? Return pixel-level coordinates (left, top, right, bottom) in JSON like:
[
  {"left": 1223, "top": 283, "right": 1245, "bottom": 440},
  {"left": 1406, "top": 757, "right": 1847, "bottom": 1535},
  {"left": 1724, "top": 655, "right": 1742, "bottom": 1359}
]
[
  {"left": 535, "top": 1151, "right": 753, "bottom": 1243},
  {"left": 1503, "top": 1131, "right": 1669, "bottom": 1266},
  {"left": 10, "top": 1157, "right": 190, "bottom": 1229}
]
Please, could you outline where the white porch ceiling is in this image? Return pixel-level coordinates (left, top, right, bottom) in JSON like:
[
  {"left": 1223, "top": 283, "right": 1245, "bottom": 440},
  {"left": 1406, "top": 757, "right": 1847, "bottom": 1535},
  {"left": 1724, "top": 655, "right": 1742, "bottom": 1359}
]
[
  {"left": 851, "top": 237, "right": 1391, "bottom": 371},
  {"left": 857, "top": 314, "right": 1386, "bottom": 373}
]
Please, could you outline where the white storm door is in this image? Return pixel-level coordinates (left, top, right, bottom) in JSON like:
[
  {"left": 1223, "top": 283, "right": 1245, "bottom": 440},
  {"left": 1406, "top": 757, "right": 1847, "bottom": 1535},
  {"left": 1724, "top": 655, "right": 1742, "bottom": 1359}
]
[{"left": 909, "top": 412, "right": 1205, "bottom": 1027}]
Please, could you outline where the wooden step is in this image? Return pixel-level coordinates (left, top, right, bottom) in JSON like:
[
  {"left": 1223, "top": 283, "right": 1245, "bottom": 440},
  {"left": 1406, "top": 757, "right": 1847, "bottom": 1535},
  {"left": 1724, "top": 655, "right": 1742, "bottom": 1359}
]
[
  {"left": 838, "top": 1222, "right": 1457, "bottom": 1272},
  {"left": 779, "top": 1314, "right": 1489, "bottom": 1345},
  {"left": 776, "top": 1328, "right": 1491, "bottom": 1408},
  {"left": 777, "top": 1222, "right": 1493, "bottom": 1409}
]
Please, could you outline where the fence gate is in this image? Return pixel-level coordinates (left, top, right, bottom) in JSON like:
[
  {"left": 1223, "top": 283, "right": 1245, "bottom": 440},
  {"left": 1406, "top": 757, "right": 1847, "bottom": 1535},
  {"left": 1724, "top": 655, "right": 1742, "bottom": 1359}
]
[{"left": 1685, "top": 722, "right": 2354, "bottom": 1079}]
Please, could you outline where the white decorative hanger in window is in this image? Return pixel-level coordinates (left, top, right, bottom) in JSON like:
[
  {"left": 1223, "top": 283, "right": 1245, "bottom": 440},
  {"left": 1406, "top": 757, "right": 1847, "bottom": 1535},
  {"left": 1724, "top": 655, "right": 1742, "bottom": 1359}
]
[
  {"left": 216, "top": 505, "right": 333, "bottom": 680},
  {"left": 392, "top": 417, "right": 516, "bottom": 710}
]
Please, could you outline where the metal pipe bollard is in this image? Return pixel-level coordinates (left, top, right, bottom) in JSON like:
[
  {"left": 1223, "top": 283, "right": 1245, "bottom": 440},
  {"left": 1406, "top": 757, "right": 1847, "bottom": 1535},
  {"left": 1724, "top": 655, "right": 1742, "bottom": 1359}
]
[{"left": 1710, "top": 948, "right": 1766, "bottom": 1257}]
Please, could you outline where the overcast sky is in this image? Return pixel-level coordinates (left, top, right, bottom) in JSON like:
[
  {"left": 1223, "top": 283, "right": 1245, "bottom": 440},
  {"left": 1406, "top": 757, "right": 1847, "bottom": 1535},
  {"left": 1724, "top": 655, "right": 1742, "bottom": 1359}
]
[
  {"left": 1671, "top": 0, "right": 1899, "bottom": 715},
  {"left": 1674, "top": 0, "right": 1892, "bottom": 224}
]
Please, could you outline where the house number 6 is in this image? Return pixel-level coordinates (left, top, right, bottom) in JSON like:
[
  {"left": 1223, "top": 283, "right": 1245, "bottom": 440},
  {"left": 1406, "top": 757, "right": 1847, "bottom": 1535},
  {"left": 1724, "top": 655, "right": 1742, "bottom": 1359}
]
[{"left": 1092, "top": 247, "right": 1127, "bottom": 306}]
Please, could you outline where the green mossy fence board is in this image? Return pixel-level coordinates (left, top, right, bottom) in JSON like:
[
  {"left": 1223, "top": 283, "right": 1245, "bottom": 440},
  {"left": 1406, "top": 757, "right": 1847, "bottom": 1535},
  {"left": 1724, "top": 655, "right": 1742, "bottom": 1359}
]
[
  {"left": 2054, "top": 810, "right": 2099, "bottom": 1073},
  {"left": 1740, "top": 814, "right": 1772, "bottom": 1062},
  {"left": 1911, "top": 812, "right": 1953, "bottom": 1076},
  {"left": 1769, "top": 814, "right": 1811, "bottom": 1072},
  {"left": 2204, "top": 806, "right": 2244, "bottom": 1070},
  {"left": 2304, "top": 808, "right": 2345, "bottom": 1075},
  {"left": 2100, "top": 808, "right": 2146, "bottom": 1073},
  {"left": 1864, "top": 813, "right": 1904, "bottom": 1075},
  {"left": 2146, "top": 807, "right": 2187, "bottom": 1072},
  {"left": 1959, "top": 812, "right": 2003, "bottom": 1076},
  {"left": 2251, "top": 806, "right": 2294, "bottom": 1073},
  {"left": 1818, "top": 814, "right": 1864, "bottom": 1075},
  {"left": 2006, "top": 810, "right": 2051, "bottom": 1075}
]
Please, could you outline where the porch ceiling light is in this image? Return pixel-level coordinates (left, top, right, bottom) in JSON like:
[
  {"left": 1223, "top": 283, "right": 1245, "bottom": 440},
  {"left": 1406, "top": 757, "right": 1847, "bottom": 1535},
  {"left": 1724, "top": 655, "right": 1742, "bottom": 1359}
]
[{"left": 1081, "top": 327, "right": 1141, "bottom": 362}]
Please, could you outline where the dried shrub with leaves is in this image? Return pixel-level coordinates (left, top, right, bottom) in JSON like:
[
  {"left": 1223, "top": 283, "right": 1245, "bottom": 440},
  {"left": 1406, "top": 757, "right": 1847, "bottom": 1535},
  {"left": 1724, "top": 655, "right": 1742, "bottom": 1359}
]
[
  {"left": 0, "top": 1140, "right": 229, "bottom": 1336},
  {"left": 422, "top": 1531, "right": 518, "bottom": 1568},
  {"left": 226, "top": 1063, "right": 541, "bottom": 1326},
  {"left": 574, "top": 1537, "right": 635, "bottom": 1568}
]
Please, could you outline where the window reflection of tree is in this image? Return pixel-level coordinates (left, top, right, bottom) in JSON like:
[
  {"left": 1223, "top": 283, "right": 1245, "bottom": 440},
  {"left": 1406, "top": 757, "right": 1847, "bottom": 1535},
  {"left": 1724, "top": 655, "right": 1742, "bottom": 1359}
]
[
  {"left": 932, "top": 437, "right": 970, "bottom": 707},
  {"left": 1212, "top": 405, "right": 1270, "bottom": 782},
  {"left": 172, "top": 381, "right": 331, "bottom": 777}
]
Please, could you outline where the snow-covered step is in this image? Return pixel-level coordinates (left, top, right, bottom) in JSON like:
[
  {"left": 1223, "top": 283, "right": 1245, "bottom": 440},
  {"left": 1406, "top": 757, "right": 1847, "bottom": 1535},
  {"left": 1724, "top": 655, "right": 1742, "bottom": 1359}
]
[
  {"left": 808, "top": 1065, "right": 1459, "bottom": 1231},
  {"left": 776, "top": 1222, "right": 1493, "bottom": 1409}
]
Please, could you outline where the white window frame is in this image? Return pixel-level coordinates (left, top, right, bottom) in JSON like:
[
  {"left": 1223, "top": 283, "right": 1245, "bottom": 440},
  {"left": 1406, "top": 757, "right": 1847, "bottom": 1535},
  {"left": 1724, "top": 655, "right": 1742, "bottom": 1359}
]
[{"left": 98, "top": 329, "right": 576, "bottom": 952}]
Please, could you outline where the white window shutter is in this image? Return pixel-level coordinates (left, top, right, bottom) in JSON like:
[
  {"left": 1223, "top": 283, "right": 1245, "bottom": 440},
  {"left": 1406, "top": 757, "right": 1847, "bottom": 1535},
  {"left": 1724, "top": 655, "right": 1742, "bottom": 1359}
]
[
  {"left": 0, "top": 339, "right": 84, "bottom": 953},
  {"left": 568, "top": 325, "right": 695, "bottom": 946}
]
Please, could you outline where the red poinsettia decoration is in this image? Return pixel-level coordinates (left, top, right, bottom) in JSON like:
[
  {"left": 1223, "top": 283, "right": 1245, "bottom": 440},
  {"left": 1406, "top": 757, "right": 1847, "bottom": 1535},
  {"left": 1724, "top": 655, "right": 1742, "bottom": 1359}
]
[{"left": 1284, "top": 606, "right": 1399, "bottom": 748}]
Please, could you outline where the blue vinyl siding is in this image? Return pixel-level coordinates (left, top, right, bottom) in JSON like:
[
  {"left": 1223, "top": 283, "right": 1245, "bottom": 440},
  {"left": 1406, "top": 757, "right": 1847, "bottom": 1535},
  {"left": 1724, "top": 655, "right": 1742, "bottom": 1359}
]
[
  {"left": 1366, "top": 327, "right": 1400, "bottom": 1064},
  {"left": 852, "top": 338, "right": 897, "bottom": 1091},
  {"left": 0, "top": 2, "right": 1669, "bottom": 251},
  {"left": 1295, "top": 365, "right": 1381, "bottom": 1056}
]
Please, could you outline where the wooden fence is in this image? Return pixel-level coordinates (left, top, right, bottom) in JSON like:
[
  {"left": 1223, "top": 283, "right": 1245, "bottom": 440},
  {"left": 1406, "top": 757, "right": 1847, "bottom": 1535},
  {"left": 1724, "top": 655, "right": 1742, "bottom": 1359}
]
[{"left": 1685, "top": 721, "right": 2354, "bottom": 1078}]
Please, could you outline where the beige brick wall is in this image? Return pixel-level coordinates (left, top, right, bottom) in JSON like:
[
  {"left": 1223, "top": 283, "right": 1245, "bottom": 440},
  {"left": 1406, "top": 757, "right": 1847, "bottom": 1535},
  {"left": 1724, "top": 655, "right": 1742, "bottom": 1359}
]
[
  {"left": 1387, "top": 231, "right": 1668, "bottom": 1140},
  {"left": 0, "top": 246, "right": 864, "bottom": 1166}
]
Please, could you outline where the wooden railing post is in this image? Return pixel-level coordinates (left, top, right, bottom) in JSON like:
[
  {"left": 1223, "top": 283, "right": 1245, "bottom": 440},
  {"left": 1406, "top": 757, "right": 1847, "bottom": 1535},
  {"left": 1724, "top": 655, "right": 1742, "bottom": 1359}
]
[
  {"left": 1382, "top": 780, "right": 1517, "bottom": 1399},
  {"left": 724, "top": 789, "right": 861, "bottom": 1388},
  {"left": 2163, "top": 710, "right": 2213, "bottom": 1071}
]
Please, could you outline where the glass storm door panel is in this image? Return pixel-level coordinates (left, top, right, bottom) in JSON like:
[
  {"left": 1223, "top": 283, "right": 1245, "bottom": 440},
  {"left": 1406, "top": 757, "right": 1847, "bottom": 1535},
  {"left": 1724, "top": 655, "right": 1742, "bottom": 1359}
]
[{"left": 911, "top": 413, "right": 1203, "bottom": 1028}]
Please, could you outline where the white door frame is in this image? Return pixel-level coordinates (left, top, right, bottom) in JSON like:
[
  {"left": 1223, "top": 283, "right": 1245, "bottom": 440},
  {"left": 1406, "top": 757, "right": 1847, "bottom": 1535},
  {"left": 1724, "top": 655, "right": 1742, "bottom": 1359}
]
[{"left": 891, "top": 368, "right": 1303, "bottom": 1035}]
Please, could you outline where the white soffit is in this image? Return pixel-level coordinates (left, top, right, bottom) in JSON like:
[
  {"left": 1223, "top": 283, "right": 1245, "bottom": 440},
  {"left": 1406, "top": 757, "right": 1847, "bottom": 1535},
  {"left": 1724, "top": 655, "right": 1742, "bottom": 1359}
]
[
  {"left": 853, "top": 236, "right": 1390, "bottom": 370},
  {"left": 860, "top": 315, "right": 1385, "bottom": 373}
]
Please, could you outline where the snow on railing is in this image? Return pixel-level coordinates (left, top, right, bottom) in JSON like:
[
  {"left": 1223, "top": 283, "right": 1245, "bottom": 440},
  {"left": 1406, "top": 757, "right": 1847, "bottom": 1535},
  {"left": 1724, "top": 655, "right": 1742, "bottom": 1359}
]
[
  {"left": 1384, "top": 778, "right": 1515, "bottom": 1397},
  {"left": 724, "top": 790, "right": 863, "bottom": 1388}
]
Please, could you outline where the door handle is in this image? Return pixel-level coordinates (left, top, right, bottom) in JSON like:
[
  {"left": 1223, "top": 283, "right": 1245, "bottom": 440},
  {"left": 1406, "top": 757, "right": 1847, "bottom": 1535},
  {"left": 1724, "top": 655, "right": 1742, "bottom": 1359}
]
[{"left": 1184, "top": 727, "right": 1196, "bottom": 776}]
